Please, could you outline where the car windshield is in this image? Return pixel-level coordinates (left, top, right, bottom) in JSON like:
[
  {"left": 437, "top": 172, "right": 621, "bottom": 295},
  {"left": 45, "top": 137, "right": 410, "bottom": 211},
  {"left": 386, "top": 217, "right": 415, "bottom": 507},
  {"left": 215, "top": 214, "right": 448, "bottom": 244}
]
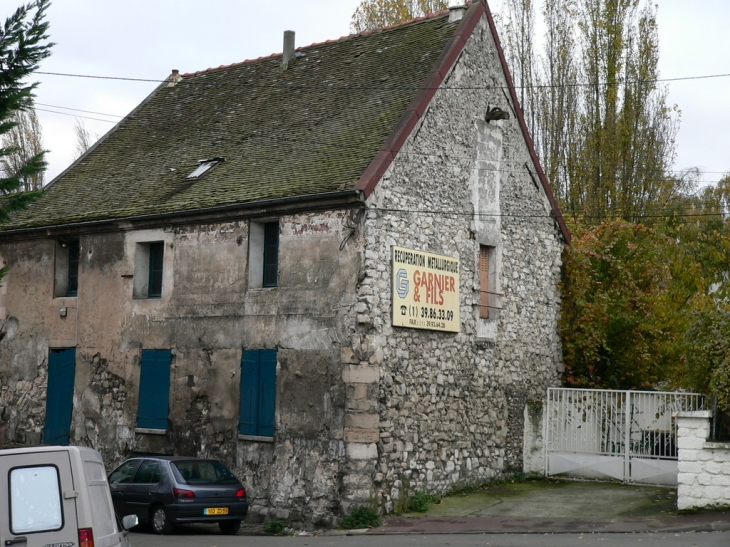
[{"left": 171, "top": 460, "right": 239, "bottom": 485}]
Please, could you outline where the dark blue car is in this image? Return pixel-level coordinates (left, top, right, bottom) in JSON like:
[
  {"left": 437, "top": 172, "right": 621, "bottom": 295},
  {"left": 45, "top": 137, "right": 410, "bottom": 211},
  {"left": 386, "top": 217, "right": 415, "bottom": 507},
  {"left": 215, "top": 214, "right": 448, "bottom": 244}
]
[{"left": 108, "top": 456, "right": 248, "bottom": 535}]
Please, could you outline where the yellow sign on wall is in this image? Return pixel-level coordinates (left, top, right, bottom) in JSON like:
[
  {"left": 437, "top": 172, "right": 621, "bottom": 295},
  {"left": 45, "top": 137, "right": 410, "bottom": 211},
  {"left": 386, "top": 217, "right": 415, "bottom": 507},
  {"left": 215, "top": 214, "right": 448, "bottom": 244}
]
[{"left": 391, "top": 246, "right": 460, "bottom": 333}]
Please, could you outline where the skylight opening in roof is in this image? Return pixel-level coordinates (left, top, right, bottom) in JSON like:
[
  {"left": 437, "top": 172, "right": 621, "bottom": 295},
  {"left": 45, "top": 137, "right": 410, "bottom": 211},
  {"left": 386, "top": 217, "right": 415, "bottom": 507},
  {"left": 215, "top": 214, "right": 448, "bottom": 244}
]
[{"left": 186, "top": 157, "right": 224, "bottom": 179}]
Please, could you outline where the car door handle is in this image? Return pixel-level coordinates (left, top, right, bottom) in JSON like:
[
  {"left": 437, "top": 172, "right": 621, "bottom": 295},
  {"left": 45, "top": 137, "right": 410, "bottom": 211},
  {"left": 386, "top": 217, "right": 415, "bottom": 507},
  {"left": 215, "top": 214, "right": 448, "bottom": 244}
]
[{"left": 5, "top": 537, "right": 27, "bottom": 546}]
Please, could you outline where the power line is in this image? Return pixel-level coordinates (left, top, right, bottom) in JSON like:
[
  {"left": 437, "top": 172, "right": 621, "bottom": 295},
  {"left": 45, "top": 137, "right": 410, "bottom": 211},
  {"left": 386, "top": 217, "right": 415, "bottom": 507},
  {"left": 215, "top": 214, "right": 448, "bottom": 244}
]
[
  {"left": 35, "top": 107, "right": 117, "bottom": 124},
  {"left": 35, "top": 103, "right": 124, "bottom": 118},
  {"left": 31, "top": 107, "right": 729, "bottom": 182},
  {"left": 366, "top": 206, "right": 730, "bottom": 222},
  {"left": 35, "top": 69, "right": 730, "bottom": 90}
]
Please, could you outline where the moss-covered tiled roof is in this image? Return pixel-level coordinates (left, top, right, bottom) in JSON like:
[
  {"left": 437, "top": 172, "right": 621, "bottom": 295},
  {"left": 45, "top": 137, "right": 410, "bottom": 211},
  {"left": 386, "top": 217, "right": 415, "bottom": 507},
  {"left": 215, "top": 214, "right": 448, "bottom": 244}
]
[{"left": 3, "top": 12, "right": 462, "bottom": 231}]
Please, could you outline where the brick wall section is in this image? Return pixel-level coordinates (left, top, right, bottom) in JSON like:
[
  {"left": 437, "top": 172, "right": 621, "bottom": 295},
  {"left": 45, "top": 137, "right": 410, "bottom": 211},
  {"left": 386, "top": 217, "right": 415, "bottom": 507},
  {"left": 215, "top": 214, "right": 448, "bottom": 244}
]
[{"left": 677, "top": 411, "right": 730, "bottom": 510}]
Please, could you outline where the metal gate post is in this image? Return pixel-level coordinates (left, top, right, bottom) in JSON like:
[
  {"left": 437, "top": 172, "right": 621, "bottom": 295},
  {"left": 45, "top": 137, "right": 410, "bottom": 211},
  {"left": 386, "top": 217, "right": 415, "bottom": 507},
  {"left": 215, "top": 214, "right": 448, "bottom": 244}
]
[{"left": 624, "top": 390, "right": 631, "bottom": 483}]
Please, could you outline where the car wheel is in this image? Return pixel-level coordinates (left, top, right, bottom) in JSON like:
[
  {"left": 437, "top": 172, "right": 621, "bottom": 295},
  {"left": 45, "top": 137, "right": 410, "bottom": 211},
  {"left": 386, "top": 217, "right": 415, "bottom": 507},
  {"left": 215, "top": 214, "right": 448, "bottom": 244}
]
[
  {"left": 151, "top": 505, "right": 173, "bottom": 535},
  {"left": 219, "top": 520, "right": 241, "bottom": 535}
]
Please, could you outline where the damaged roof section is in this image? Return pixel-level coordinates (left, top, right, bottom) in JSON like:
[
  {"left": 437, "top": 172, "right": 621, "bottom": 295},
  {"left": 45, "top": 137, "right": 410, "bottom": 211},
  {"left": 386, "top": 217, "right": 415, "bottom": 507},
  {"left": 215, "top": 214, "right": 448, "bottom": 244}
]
[{"left": 4, "top": 10, "right": 463, "bottom": 231}]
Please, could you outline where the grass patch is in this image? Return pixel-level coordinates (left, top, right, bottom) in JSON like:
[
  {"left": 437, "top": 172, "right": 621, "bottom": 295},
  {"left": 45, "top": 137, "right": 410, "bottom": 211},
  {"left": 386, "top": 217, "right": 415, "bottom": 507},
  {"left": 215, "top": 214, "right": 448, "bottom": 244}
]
[
  {"left": 340, "top": 506, "right": 382, "bottom": 529},
  {"left": 445, "top": 472, "right": 547, "bottom": 498}
]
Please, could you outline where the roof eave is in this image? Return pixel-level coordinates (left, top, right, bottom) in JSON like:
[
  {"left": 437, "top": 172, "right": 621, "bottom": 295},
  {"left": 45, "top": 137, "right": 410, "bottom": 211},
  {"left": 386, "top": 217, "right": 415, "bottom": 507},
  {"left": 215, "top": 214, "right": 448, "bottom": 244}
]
[
  {"left": 354, "top": 1, "right": 485, "bottom": 197},
  {"left": 0, "top": 190, "right": 364, "bottom": 240}
]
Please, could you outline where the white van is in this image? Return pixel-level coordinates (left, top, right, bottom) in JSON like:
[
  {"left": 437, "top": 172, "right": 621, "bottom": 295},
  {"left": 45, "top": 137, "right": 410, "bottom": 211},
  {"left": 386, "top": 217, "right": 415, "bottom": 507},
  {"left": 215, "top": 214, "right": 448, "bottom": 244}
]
[{"left": 0, "top": 446, "right": 138, "bottom": 547}]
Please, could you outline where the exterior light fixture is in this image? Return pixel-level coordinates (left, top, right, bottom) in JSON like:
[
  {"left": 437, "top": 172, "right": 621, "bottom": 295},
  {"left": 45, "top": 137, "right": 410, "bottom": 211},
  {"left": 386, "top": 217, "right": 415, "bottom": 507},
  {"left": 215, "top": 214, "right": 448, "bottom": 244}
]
[{"left": 484, "top": 107, "right": 510, "bottom": 122}]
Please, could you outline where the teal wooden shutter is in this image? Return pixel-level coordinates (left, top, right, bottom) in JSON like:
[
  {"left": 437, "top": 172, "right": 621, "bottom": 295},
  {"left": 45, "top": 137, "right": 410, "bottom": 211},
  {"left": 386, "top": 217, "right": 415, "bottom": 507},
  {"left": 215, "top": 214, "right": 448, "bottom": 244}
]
[
  {"left": 239, "top": 349, "right": 277, "bottom": 436},
  {"left": 138, "top": 349, "right": 171, "bottom": 429},
  {"left": 258, "top": 350, "right": 277, "bottom": 437},
  {"left": 43, "top": 348, "right": 77, "bottom": 445},
  {"left": 239, "top": 351, "right": 260, "bottom": 435}
]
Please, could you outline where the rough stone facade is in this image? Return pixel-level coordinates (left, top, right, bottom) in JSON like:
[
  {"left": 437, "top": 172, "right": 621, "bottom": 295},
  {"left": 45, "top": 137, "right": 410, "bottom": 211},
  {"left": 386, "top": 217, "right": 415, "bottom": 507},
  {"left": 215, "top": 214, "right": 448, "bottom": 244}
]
[
  {"left": 341, "top": 15, "right": 564, "bottom": 512},
  {"left": 0, "top": 211, "right": 360, "bottom": 526},
  {"left": 677, "top": 411, "right": 730, "bottom": 510},
  {"left": 0, "top": 5, "right": 565, "bottom": 527}
]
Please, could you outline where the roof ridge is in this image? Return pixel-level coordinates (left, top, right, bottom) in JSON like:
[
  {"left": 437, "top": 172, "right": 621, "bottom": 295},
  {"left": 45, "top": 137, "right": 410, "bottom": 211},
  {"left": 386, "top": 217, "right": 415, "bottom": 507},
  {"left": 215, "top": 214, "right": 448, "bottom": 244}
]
[{"left": 181, "top": 5, "right": 462, "bottom": 78}]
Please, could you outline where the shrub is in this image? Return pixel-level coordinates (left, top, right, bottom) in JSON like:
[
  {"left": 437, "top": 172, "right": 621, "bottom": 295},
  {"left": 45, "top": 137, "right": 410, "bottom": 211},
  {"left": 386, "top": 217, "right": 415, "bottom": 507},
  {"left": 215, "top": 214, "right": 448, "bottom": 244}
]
[
  {"left": 264, "top": 520, "right": 286, "bottom": 535},
  {"left": 339, "top": 506, "right": 382, "bottom": 529},
  {"left": 409, "top": 491, "right": 432, "bottom": 513}
]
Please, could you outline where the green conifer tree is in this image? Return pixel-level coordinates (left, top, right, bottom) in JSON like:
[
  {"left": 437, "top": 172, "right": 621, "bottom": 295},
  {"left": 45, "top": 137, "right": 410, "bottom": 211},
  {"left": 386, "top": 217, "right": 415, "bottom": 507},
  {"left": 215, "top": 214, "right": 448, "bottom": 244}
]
[{"left": 0, "top": 0, "right": 53, "bottom": 287}]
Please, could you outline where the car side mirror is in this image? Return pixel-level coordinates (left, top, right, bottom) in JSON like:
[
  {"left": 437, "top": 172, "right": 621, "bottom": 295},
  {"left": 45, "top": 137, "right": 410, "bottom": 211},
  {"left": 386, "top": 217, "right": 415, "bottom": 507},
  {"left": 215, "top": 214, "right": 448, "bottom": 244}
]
[{"left": 122, "top": 514, "right": 139, "bottom": 531}]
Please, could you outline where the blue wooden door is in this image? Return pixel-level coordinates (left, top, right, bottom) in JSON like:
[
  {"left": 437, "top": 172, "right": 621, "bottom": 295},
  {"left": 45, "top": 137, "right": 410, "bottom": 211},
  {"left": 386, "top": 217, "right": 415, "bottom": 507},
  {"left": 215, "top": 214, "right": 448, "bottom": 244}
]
[{"left": 43, "top": 348, "right": 77, "bottom": 445}]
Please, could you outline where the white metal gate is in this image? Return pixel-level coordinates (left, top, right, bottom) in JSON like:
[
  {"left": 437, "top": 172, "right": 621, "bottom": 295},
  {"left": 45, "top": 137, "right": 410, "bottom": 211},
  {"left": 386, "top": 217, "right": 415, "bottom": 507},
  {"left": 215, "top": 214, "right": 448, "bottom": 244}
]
[{"left": 546, "top": 387, "right": 705, "bottom": 485}]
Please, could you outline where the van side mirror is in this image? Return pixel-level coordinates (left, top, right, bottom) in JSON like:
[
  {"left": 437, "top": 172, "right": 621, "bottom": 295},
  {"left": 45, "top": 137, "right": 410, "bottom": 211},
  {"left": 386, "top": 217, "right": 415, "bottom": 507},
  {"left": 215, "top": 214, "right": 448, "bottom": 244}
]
[{"left": 122, "top": 514, "right": 139, "bottom": 530}]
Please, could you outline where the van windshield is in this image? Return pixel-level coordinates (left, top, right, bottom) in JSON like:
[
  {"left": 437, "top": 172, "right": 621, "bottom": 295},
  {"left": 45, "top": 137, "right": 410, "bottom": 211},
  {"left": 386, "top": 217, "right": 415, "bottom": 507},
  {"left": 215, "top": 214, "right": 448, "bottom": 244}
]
[{"left": 171, "top": 460, "right": 238, "bottom": 485}]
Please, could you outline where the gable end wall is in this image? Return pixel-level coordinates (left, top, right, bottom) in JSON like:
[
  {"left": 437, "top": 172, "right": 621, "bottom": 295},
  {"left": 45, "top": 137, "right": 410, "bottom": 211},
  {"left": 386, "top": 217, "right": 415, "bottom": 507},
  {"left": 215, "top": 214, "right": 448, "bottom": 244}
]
[{"left": 346, "top": 13, "right": 564, "bottom": 511}]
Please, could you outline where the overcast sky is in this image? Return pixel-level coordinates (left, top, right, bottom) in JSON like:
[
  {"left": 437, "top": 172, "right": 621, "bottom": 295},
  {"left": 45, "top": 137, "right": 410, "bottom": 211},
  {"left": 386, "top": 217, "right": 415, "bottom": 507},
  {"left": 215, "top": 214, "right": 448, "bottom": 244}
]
[{"left": 29, "top": 0, "right": 730, "bottom": 187}]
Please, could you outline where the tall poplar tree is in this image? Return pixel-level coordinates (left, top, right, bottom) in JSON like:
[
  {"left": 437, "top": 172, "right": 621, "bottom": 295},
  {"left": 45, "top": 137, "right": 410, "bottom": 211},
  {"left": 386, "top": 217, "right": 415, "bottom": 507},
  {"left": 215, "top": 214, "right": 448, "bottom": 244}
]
[
  {"left": 501, "top": 0, "right": 680, "bottom": 227},
  {"left": 0, "top": 107, "right": 44, "bottom": 191},
  {"left": 351, "top": 0, "right": 449, "bottom": 32}
]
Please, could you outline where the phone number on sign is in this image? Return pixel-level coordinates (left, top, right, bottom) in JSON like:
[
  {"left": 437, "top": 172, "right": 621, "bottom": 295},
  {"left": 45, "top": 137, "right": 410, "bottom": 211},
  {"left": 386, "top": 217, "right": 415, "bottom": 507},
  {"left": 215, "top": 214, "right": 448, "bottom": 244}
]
[{"left": 420, "top": 307, "right": 454, "bottom": 321}]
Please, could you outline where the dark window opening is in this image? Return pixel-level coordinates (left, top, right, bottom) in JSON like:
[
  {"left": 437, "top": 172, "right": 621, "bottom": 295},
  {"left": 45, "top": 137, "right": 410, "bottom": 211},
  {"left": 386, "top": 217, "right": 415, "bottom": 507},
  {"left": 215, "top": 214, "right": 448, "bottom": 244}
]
[
  {"left": 262, "top": 222, "right": 279, "bottom": 288},
  {"left": 148, "top": 242, "right": 164, "bottom": 298},
  {"left": 67, "top": 240, "right": 80, "bottom": 296}
]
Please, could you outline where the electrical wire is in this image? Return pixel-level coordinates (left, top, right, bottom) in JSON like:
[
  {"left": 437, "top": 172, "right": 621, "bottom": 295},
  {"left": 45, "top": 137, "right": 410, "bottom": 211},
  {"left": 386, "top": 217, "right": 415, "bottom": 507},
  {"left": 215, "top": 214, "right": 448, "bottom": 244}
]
[
  {"left": 35, "top": 108, "right": 118, "bottom": 124},
  {"left": 35, "top": 69, "right": 730, "bottom": 90},
  {"left": 35, "top": 103, "right": 124, "bottom": 118}
]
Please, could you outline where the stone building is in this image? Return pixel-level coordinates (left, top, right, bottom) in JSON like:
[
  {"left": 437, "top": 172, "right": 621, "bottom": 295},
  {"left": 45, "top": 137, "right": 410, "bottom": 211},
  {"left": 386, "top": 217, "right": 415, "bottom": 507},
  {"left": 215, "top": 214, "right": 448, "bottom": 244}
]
[{"left": 0, "top": 1, "right": 569, "bottom": 525}]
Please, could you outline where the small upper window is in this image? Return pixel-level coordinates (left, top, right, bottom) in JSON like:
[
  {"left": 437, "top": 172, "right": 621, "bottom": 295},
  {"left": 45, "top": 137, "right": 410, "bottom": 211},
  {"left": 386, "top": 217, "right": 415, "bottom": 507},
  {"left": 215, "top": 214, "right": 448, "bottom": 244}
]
[
  {"left": 54, "top": 238, "right": 80, "bottom": 298},
  {"left": 186, "top": 157, "right": 224, "bottom": 179},
  {"left": 67, "top": 240, "right": 80, "bottom": 296},
  {"left": 263, "top": 222, "right": 279, "bottom": 288},
  {"left": 148, "top": 242, "right": 164, "bottom": 298},
  {"left": 133, "top": 241, "right": 165, "bottom": 299}
]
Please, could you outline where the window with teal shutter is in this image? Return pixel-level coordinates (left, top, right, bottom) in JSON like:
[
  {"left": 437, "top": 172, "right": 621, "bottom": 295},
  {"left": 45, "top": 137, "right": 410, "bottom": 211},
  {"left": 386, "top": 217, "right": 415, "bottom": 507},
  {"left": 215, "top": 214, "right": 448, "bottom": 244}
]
[
  {"left": 148, "top": 242, "right": 164, "bottom": 298},
  {"left": 138, "top": 349, "right": 172, "bottom": 430},
  {"left": 67, "top": 240, "right": 80, "bottom": 296},
  {"left": 239, "top": 349, "right": 277, "bottom": 437}
]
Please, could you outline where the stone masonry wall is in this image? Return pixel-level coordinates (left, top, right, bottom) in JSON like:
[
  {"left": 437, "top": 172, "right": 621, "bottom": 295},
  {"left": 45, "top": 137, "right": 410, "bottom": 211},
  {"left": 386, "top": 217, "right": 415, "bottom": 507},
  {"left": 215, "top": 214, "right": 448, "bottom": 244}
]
[
  {"left": 0, "top": 209, "right": 361, "bottom": 527},
  {"left": 345, "top": 13, "right": 565, "bottom": 512},
  {"left": 677, "top": 411, "right": 730, "bottom": 510}
]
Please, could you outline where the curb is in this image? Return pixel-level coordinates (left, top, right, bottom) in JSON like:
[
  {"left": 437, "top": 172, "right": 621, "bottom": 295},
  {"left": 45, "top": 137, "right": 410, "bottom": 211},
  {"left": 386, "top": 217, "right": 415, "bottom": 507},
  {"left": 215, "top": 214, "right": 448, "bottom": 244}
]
[{"left": 362, "top": 516, "right": 730, "bottom": 535}]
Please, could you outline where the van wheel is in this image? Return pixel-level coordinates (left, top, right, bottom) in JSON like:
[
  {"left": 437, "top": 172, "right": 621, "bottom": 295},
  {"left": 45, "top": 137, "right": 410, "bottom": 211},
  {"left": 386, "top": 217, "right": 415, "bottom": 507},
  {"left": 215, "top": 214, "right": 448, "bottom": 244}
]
[
  {"left": 151, "top": 505, "right": 172, "bottom": 535},
  {"left": 219, "top": 520, "right": 241, "bottom": 535}
]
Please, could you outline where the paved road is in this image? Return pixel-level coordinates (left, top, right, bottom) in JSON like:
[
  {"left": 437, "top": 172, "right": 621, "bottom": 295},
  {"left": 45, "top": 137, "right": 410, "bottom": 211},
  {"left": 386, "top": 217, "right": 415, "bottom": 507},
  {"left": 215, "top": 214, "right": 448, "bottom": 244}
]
[{"left": 127, "top": 530, "right": 730, "bottom": 547}]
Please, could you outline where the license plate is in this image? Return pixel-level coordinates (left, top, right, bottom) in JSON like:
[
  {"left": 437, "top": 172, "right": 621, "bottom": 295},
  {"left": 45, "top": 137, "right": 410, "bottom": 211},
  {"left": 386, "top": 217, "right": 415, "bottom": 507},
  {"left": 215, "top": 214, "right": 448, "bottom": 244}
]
[{"left": 204, "top": 507, "right": 228, "bottom": 515}]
